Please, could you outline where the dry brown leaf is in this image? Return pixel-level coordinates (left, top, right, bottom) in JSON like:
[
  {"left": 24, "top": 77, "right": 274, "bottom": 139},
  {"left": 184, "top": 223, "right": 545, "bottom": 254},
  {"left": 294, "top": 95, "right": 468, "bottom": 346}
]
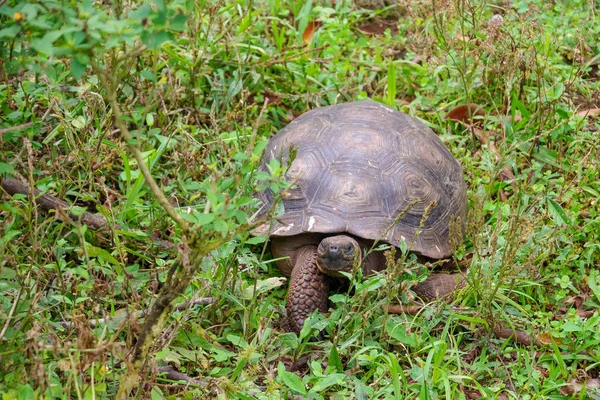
[
  {"left": 446, "top": 104, "right": 486, "bottom": 125},
  {"left": 462, "top": 389, "right": 481, "bottom": 399},
  {"left": 463, "top": 389, "right": 508, "bottom": 400},
  {"left": 560, "top": 379, "right": 600, "bottom": 396},
  {"left": 471, "top": 127, "right": 489, "bottom": 144},
  {"left": 565, "top": 294, "right": 587, "bottom": 309},
  {"left": 577, "top": 310, "right": 596, "bottom": 318},
  {"left": 536, "top": 332, "right": 562, "bottom": 345},
  {"left": 499, "top": 165, "right": 515, "bottom": 181},
  {"left": 493, "top": 327, "right": 537, "bottom": 346},
  {"left": 575, "top": 108, "right": 600, "bottom": 118},
  {"left": 302, "top": 20, "right": 321, "bottom": 44}
]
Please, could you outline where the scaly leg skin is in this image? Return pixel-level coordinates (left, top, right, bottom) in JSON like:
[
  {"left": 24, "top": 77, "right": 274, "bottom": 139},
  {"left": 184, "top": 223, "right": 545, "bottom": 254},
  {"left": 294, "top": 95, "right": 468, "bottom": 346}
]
[{"left": 285, "top": 245, "right": 329, "bottom": 334}]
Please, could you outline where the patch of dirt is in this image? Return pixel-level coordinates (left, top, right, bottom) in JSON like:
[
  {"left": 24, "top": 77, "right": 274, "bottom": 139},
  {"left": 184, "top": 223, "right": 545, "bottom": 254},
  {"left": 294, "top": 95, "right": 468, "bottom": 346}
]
[{"left": 357, "top": 17, "right": 399, "bottom": 36}]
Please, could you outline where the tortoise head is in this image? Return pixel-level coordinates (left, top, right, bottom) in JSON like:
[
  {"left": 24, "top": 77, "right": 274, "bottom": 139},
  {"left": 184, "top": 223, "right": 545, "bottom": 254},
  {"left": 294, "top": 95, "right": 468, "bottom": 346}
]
[{"left": 316, "top": 235, "right": 363, "bottom": 277}]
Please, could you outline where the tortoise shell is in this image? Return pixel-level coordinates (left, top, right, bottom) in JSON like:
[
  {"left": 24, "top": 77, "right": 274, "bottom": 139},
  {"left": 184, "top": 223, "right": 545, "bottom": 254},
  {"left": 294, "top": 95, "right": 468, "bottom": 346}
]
[{"left": 255, "top": 100, "right": 467, "bottom": 259}]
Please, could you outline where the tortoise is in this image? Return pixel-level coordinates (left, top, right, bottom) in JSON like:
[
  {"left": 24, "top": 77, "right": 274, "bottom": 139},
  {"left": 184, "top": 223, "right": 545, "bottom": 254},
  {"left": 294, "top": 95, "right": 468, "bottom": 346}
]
[{"left": 254, "top": 100, "right": 467, "bottom": 333}]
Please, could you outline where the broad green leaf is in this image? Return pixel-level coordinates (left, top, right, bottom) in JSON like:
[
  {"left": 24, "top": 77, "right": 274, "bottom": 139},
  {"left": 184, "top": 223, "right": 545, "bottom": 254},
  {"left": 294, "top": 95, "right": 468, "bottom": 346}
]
[
  {"left": 152, "top": 0, "right": 168, "bottom": 25},
  {"left": 386, "top": 319, "right": 417, "bottom": 347},
  {"left": 213, "top": 218, "right": 228, "bottom": 233},
  {"left": 227, "top": 76, "right": 243, "bottom": 100},
  {"left": 242, "top": 277, "right": 286, "bottom": 299},
  {"left": 327, "top": 344, "right": 343, "bottom": 373},
  {"left": 589, "top": 274, "right": 600, "bottom": 304},
  {"left": 144, "top": 30, "right": 173, "bottom": 49},
  {"left": 31, "top": 38, "right": 54, "bottom": 56},
  {"left": 0, "top": 25, "right": 21, "bottom": 40},
  {"left": 71, "top": 115, "right": 86, "bottom": 129},
  {"left": 51, "top": 295, "right": 74, "bottom": 306},
  {"left": 145, "top": 113, "right": 154, "bottom": 126},
  {"left": 85, "top": 244, "right": 120, "bottom": 266},
  {"left": 533, "top": 146, "right": 561, "bottom": 169},
  {"left": 278, "top": 362, "right": 307, "bottom": 395},
  {"left": 244, "top": 235, "right": 266, "bottom": 245},
  {"left": 279, "top": 333, "right": 298, "bottom": 350},
  {"left": 547, "top": 198, "right": 570, "bottom": 226},
  {"left": 195, "top": 212, "right": 215, "bottom": 226},
  {"left": 561, "top": 321, "right": 581, "bottom": 332},
  {"left": 151, "top": 387, "right": 165, "bottom": 400},
  {"left": 170, "top": 13, "right": 188, "bottom": 31},
  {"left": 17, "top": 384, "right": 35, "bottom": 400},
  {"left": 226, "top": 334, "right": 249, "bottom": 349},
  {"left": 582, "top": 186, "right": 600, "bottom": 198},
  {"left": 312, "top": 373, "right": 346, "bottom": 392},
  {"left": 0, "top": 267, "right": 17, "bottom": 280},
  {"left": 0, "top": 162, "right": 16, "bottom": 174},
  {"left": 71, "top": 57, "right": 87, "bottom": 79},
  {"left": 141, "top": 70, "right": 156, "bottom": 82},
  {"left": 128, "top": 4, "right": 152, "bottom": 20}
]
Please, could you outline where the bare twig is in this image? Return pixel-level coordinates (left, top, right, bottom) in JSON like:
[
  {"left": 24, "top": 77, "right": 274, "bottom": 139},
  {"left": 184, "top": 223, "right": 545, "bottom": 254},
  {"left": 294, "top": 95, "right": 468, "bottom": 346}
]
[
  {"left": 0, "top": 106, "right": 52, "bottom": 135},
  {"left": 0, "top": 177, "right": 174, "bottom": 250},
  {"left": 1, "top": 177, "right": 110, "bottom": 230},
  {"left": 0, "top": 122, "right": 34, "bottom": 135},
  {"left": 492, "top": 327, "right": 538, "bottom": 347}
]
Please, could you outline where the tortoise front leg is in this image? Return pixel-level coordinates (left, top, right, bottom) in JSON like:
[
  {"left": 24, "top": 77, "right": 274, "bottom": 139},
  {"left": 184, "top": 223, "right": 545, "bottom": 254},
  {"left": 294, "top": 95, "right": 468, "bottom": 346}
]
[{"left": 285, "top": 245, "right": 329, "bottom": 333}]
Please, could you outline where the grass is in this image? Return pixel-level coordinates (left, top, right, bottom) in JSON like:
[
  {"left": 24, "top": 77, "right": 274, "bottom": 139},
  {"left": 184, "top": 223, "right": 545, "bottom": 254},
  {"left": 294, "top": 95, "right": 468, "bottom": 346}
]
[{"left": 1, "top": 0, "right": 600, "bottom": 398}]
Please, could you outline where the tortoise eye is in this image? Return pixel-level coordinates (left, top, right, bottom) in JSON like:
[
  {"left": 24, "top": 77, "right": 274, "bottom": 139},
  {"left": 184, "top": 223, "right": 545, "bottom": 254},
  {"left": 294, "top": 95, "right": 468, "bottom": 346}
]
[{"left": 343, "top": 243, "right": 354, "bottom": 254}]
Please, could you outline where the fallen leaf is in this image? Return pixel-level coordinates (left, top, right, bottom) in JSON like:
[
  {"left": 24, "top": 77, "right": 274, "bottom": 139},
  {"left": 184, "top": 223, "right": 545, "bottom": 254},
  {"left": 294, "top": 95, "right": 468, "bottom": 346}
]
[
  {"left": 536, "top": 332, "right": 562, "bottom": 345},
  {"left": 560, "top": 379, "right": 600, "bottom": 396},
  {"left": 577, "top": 310, "right": 596, "bottom": 318},
  {"left": 575, "top": 108, "right": 600, "bottom": 118},
  {"left": 471, "top": 127, "right": 489, "bottom": 144},
  {"left": 302, "top": 20, "right": 321, "bottom": 44},
  {"left": 565, "top": 294, "right": 587, "bottom": 309},
  {"left": 446, "top": 104, "right": 486, "bottom": 125},
  {"left": 499, "top": 165, "right": 515, "bottom": 181},
  {"left": 463, "top": 389, "right": 480, "bottom": 399},
  {"left": 493, "top": 327, "right": 537, "bottom": 346}
]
